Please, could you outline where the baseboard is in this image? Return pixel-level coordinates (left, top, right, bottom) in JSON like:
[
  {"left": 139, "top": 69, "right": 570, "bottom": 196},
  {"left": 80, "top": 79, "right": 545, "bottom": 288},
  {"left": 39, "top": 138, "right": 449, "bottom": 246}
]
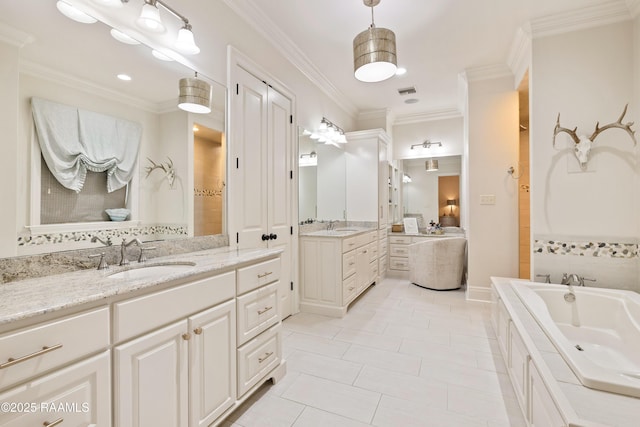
[{"left": 466, "top": 285, "right": 492, "bottom": 302}]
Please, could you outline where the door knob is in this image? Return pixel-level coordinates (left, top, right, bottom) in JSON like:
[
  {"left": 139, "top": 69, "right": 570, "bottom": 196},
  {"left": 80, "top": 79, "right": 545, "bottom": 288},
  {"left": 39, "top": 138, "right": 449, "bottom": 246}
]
[
  {"left": 261, "top": 234, "right": 270, "bottom": 241},
  {"left": 269, "top": 233, "right": 277, "bottom": 240}
]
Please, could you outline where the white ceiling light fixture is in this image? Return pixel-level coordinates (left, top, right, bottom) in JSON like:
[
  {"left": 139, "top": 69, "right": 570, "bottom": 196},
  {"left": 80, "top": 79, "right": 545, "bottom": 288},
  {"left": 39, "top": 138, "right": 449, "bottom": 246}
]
[
  {"left": 175, "top": 23, "right": 200, "bottom": 55},
  {"left": 56, "top": 1, "right": 98, "bottom": 24},
  {"left": 133, "top": 0, "right": 201, "bottom": 54},
  {"left": 353, "top": 0, "right": 397, "bottom": 83},
  {"left": 178, "top": 73, "right": 212, "bottom": 114}
]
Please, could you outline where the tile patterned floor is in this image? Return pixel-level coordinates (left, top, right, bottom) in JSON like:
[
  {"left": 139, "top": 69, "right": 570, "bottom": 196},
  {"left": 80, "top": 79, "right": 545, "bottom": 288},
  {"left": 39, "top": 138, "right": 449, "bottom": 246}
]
[{"left": 223, "top": 277, "right": 527, "bottom": 427}]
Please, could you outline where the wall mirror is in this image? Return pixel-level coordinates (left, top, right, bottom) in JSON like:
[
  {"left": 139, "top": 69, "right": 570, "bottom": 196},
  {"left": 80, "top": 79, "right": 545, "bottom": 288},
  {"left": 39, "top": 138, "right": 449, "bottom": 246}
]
[
  {"left": 298, "top": 128, "right": 346, "bottom": 222},
  {"left": 401, "top": 155, "right": 461, "bottom": 228},
  {"left": 3, "top": 0, "right": 226, "bottom": 257}
]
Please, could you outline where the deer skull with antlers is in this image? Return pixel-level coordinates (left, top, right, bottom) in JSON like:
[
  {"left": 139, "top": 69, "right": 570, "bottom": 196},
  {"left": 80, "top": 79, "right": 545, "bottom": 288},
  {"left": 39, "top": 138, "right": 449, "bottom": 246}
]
[{"left": 553, "top": 104, "right": 636, "bottom": 168}]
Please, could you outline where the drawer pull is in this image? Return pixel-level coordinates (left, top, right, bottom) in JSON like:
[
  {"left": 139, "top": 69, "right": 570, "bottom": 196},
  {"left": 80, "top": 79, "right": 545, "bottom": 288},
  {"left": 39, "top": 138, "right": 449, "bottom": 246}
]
[
  {"left": 193, "top": 327, "right": 203, "bottom": 335},
  {"left": 182, "top": 333, "right": 191, "bottom": 341},
  {"left": 257, "top": 306, "right": 273, "bottom": 315},
  {"left": 348, "top": 287, "right": 355, "bottom": 291},
  {"left": 43, "top": 418, "right": 64, "bottom": 426},
  {"left": 0, "top": 343, "right": 63, "bottom": 369},
  {"left": 349, "top": 262, "right": 355, "bottom": 266},
  {"left": 257, "top": 271, "right": 273, "bottom": 279},
  {"left": 258, "top": 351, "right": 274, "bottom": 363}
]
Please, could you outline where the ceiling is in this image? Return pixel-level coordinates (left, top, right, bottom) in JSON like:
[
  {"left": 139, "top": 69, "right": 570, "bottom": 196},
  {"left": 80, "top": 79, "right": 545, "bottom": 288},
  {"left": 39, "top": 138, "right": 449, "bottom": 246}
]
[{"left": 1, "top": 0, "right": 633, "bottom": 120}]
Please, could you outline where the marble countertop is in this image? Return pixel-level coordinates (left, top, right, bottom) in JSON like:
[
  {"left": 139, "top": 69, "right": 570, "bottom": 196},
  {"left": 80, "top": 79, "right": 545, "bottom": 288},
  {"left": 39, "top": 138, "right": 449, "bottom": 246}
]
[
  {"left": 388, "top": 231, "right": 463, "bottom": 238},
  {"left": 0, "top": 246, "right": 282, "bottom": 326},
  {"left": 299, "top": 227, "right": 375, "bottom": 238}
]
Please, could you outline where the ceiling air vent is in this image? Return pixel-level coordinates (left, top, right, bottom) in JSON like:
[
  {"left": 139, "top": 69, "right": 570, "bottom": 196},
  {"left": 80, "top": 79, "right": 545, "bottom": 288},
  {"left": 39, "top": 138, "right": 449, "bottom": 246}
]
[{"left": 397, "top": 86, "right": 417, "bottom": 96}]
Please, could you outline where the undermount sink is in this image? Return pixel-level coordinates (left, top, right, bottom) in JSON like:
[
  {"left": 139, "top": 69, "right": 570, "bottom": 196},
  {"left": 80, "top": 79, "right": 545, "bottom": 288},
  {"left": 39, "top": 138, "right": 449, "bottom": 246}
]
[{"left": 107, "top": 261, "right": 196, "bottom": 280}]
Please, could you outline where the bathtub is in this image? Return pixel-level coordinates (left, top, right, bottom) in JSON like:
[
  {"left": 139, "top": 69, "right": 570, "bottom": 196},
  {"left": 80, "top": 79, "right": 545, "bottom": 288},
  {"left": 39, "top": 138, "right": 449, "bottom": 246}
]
[{"left": 511, "top": 281, "right": 640, "bottom": 398}]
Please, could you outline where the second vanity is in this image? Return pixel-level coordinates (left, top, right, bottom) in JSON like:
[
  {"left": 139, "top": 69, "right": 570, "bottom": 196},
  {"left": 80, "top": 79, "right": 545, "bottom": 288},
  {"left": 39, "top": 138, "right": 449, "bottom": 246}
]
[
  {"left": 299, "top": 228, "right": 378, "bottom": 317},
  {"left": 0, "top": 246, "right": 285, "bottom": 427}
]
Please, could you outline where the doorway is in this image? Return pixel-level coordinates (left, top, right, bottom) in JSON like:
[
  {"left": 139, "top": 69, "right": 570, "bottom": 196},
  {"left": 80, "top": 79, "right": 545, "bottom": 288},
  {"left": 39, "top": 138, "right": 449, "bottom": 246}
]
[
  {"left": 193, "top": 123, "right": 225, "bottom": 236},
  {"left": 518, "top": 73, "right": 531, "bottom": 279}
]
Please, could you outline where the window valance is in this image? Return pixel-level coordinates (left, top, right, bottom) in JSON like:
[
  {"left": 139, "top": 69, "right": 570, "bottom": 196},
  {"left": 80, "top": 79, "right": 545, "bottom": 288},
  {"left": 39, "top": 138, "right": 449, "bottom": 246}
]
[{"left": 31, "top": 97, "right": 142, "bottom": 193}]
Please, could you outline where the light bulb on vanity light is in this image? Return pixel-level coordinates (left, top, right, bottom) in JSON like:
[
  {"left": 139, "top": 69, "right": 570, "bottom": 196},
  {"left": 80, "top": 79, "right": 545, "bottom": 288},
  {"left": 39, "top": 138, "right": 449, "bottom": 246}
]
[
  {"left": 136, "top": 0, "right": 165, "bottom": 33},
  {"left": 175, "top": 24, "right": 200, "bottom": 55}
]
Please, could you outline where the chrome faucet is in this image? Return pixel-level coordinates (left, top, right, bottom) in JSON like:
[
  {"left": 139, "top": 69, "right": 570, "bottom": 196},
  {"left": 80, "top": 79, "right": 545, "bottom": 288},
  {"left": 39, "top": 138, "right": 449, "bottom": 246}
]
[
  {"left": 120, "top": 238, "right": 142, "bottom": 266},
  {"left": 326, "top": 220, "right": 338, "bottom": 231},
  {"left": 91, "top": 235, "right": 112, "bottom": 246},
  {"left": 561, "top": 273, "right": 582, "bottom": 287}
]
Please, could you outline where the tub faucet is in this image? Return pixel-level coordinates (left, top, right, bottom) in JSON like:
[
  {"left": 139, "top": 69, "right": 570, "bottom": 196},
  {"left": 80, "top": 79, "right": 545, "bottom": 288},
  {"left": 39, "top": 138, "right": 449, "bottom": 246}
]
[
  {"left": 561, "top": 273, "right": 582, "bottom": 287},
  {"left": 120, "top": 238, "right": 142, "bottom": 266}
]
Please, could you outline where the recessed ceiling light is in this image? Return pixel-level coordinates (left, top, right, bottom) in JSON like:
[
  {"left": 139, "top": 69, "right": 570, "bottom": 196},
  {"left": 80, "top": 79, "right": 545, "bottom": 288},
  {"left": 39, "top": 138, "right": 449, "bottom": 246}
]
[
  {"left": 110, "top": 28, "right": 140, "bottom": 45},
  {"left": 56, "top": 1, "right": 97, "bottom": 24},
  {"left": 151, "top": 49, "right": 173, "bottom": 61},
  {"left": 405, "top": 98, "right": 419, "bottom": 104},
  {"left": 395, "top": 67, "right": 407, "bottom": 76},
  {"left": 117, "top": 74, "right": 132, "bottom": 81}
]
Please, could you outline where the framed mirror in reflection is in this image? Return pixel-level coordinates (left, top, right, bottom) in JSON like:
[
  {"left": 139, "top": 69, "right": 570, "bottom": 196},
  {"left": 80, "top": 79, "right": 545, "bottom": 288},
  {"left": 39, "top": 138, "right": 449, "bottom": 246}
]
[
  {"left": 401, "top": 155, "right": 461, "bottom": 229},
  {"left": 2, "top": 0, "right": 227, "bottom": 258},
  {"left": 298, "top": 128, "right": 346, "bottom": 223}
]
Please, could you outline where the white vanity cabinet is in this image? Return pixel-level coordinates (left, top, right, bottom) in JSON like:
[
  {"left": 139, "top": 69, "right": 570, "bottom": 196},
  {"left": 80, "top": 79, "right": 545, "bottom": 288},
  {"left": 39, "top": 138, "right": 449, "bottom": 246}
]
[
  {"left": 300, "top": 230, "right": 378, "bottom": 317},
  {"left": 0, "top": 307, "right": 111, "bottom": 426},
  {"left": 114, "top": 271, "right": 237, "bottom": 427}
]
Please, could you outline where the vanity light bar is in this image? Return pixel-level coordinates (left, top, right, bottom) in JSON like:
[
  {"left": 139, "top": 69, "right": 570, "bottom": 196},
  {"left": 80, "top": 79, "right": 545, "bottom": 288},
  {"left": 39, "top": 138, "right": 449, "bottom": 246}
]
[{"left": 410, "top": 139, "right": 442, "bottom": 150}]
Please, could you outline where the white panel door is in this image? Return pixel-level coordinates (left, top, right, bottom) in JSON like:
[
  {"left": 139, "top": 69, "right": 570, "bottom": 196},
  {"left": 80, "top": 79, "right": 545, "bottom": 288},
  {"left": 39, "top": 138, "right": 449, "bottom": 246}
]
[
  {"left": 232, "top": 66, "right": 269, "bottom": 247},
  {"left": 267, "top": 86, "right": 293, "bottom": 319},
  {"left": 115, "top": 320, "right": 189, "bottom": 427},
  {"left": 189, "top": 300, "right": 236, "bottom": 427}
]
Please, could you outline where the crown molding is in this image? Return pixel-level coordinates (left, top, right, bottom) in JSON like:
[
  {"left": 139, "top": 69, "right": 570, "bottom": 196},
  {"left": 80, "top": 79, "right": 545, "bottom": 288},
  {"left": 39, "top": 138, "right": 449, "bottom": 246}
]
[
  {"left": 393, "top": 107, "right": 462, "bottom": 126},
  {"left": 530, "top": 1, "right": 632, "bottom": 38},
  {"left": 0, "top": 22, "right": 35, "bottom": 48},
  {"left": 223, "top": 0, "right": 358, "bottom": 118},
  {"left": 507, "top": 25, "right": 532, "bottom": 89},
  {"left": 627, "top": 0, "right": 640, "bottom": 16},
  {"left": 357, "top": 108, "right": 389, "bottom": 121},
  {"left": 20, "top": 60, "right": 161, "bottom": 113},
  {"left": 461, "top": 64, "right": 513, "bottom": 83}
]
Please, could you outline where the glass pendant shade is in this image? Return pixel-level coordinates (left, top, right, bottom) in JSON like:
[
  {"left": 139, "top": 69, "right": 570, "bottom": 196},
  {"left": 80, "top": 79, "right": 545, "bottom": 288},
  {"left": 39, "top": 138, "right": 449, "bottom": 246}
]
[
  {"left": 175, "top": 27, "right": 200, "bottom": 55},
  {"left": 178, "top": 77, "right": 211, "bottom": 114},
  {"left": 56, "top": 1, "right": 97, "bottom": 24},
  {"left": 137, "top": 3, "right": 165, "bottom": 33},
  {"left": 353, "top": 26, "right": 397, "bottom": 82},
  {"left": 110, "top": 28, "right": 140, "bottom": 45},
  {"left": 425, "top": 159, "right": 439, "bottom": 171}
]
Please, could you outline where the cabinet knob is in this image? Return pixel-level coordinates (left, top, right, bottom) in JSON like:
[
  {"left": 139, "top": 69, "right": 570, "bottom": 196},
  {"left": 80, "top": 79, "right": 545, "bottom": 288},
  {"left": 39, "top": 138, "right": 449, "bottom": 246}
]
[
  {"left": 269, "top": 233, "right": 277, "bottom": 240},
  {"left": 261, "top": 234, "right": 270, "bottom": 241},
  {"left": 182, "top": 333, "right": 191, "bottom": 341},
  {"left": 193, "top": 327, "right": 203, "bottom": 335}
]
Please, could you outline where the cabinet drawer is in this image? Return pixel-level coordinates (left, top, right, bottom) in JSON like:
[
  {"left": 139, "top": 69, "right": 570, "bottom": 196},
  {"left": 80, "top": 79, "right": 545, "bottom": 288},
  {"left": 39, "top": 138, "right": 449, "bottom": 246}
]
[
  {"left": 342, "top": 252, "right": 356, "bottom": 279},
  {"left": 379, "top": 237, "right": 388, "bottom": 255},
  {"left": 389, "top": 244, "right": 409, "bottom": 257},
  {"left": 237, "top": 257, "right": 281, "bottom": 295},
  {"left": 237, "top": 323, "right": 281, "bottom": 397},
  {"left": 389, "top": 235, "right": 411, "bottom": 244},
  {"left": 342, "top": 237, "right": 358, "bottom": 253},
  {"left": 114, "top": 271, "right": 235, "bottom": 343},
  {"left": 236, "top": 282, "right": 279, "bottom": 346},
  {"left": 368, "top": 242, "right": 378, "bottom": 262},
  {"left": 342, "top": 275, "right": 357, "bottom": 304},
  {"left": 370, "top": 260, "right": 379, "bottom": 283},
  {"left": 0, "top": 351, "right": 111, "bottom": 426},
  {"left": 389, "top": 257, "right": 409, "bottom": 270},
  {"left": 0, "top": 307, "right": 109, "bottom": 390}
]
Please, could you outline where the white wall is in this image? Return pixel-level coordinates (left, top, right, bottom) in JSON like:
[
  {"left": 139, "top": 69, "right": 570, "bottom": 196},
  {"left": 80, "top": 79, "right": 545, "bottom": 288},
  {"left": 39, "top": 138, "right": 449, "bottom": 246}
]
[
  {"left": 530, "top": 21, "right": 638, "bottom": 290},
  {"left": 465, "top": 75, "right": 520, "bottom": 300}
]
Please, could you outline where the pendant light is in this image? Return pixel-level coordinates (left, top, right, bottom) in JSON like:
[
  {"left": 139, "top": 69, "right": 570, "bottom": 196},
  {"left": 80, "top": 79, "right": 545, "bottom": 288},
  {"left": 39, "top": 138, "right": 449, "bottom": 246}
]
[
  {"left": 178, "top": 73, "right": 211, "bottom": 114},
  {"left": 425, "top": 159, "right": 439, "bottom": 171},
  {"left": 353, "top": 0, "right": 397, "bottom": 83}
]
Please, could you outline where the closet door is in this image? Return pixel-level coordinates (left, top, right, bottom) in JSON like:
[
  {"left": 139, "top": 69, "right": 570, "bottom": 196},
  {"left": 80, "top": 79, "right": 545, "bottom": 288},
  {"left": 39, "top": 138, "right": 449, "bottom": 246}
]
[
  {"left": 232, "top": 66, "right": 269, "bottom": 247},
  {"left": 267, "top": 87, "right": 293, "bottom": 319}
]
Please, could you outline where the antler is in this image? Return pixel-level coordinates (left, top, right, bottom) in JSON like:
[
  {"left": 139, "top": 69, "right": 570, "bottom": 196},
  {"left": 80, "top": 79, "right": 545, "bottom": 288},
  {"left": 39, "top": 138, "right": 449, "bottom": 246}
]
[
  {"left": 553, "top": 113, "right": 580, "bottom": 147},
  {"left": 145, "top": 158, "right": 166, "bottom": 177},
  {"left": 589, "top": 104, "right": 636, "bottom": 145}
]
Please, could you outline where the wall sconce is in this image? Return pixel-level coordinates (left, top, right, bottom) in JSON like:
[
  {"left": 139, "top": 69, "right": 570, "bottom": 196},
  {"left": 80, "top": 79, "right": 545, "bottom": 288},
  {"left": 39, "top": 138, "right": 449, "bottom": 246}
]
[
  {"left": 425, "top": 159, "right": 439, "bottom": 171},
  {"left": 402, "top": 173, "right": 412, "bottom": 183},
  {"left": 446, "top": 199, "right": 456, "bottom": 215},
  {"left": 411, "top": 140, "right": 442, "bottom": 150},
  {"left": 178, "top": 72, "right": 211, "bottom": 114},
  {"left": 299, "top": 151, "right": 317, "bottom": 167},
  {"left": 313, "top": 117, "right": 346, "bottom": 146}
]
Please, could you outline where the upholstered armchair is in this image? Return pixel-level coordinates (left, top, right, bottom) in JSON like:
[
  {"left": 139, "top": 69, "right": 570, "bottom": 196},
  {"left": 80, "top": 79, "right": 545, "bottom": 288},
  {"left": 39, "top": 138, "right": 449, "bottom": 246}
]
[{"left": 408, "top": 237, "right": 467, "bottom": 290}]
